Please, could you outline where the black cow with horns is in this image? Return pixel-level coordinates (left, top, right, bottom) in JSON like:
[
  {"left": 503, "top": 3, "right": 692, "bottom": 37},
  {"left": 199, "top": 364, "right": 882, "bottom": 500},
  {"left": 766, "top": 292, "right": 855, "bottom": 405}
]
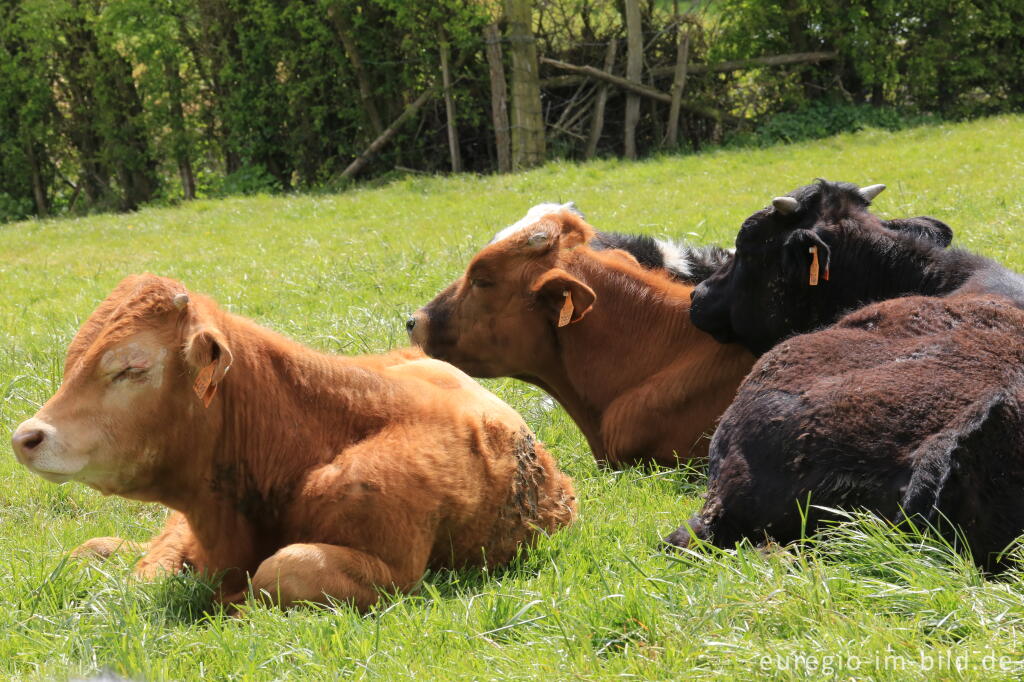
[
  {"left": 665, "top": 181, "right": 1024, "bottom": 568},
  {"left": 689, "top": 179, "right": 1024, "bottom": 356}
]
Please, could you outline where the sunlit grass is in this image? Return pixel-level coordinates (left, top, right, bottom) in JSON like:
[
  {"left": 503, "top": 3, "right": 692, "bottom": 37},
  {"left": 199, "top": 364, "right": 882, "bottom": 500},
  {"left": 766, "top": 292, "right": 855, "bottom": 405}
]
[{"left": 1, "top": 115, "right": 1023, "bottom": 679}]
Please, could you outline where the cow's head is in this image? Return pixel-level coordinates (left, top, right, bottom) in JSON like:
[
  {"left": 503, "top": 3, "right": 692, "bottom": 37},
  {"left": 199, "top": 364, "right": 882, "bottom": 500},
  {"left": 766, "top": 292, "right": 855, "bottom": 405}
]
[
  {"left": 10, "top": 274, "right": 232, "bottom": 499},
  {"left": 408, "top": 204, "right": 598, "bottom": 377},
  {"left": 690, "top": 180, "right": 954, "bottom": 355}
]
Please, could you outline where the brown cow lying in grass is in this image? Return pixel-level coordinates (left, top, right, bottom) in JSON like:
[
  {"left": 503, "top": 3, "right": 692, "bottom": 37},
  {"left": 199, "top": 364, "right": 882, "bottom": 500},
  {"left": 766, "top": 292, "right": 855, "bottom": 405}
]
[
  {"left": 409, "top": 207, "right": 755, "bottom": 467},
  {"left": 10, "top": 274, "right": 576, "bottom": 609}
]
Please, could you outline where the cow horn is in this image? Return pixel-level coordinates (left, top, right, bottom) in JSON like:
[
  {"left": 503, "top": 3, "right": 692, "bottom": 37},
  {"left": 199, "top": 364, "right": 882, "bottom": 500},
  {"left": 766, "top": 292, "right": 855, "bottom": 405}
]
[
  {"left": 173, "top": 293, "right": 190, "bottom": 309},
  {"left": 859, "top": 184, "right": 886, "bottom": 201},
  {"left": 562, "top": 201, "right": 584, "bottom": 218},
  {"left": 772, "top": 196, "right": 799, "bottom": 215}
]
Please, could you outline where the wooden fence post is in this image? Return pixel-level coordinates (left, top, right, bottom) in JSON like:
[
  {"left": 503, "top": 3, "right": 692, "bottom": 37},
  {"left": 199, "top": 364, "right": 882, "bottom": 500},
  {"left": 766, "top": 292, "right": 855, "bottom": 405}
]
[
  {"left": 504, "top": 0, "right": 545, "bottom": 169},
  {"left": 623, "top": 0, "right": 643, "bottom": 159},
  {"left": 483, "top": 23, "right": 512, "bottom": 173}
]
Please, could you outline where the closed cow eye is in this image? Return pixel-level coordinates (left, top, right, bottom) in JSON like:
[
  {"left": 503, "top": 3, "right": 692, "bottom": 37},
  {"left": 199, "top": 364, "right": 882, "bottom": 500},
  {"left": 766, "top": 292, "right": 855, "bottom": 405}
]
[
  {"left": 112, "top": 367, "right": 148, "bottom": 383},
  {"left": 470, "top": 278, "right": 493, "bottom": 288}
]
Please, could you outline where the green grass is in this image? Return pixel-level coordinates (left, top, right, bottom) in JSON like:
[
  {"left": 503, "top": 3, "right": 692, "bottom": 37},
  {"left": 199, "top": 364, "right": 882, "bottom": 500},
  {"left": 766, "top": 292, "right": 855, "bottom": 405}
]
[{"left": 2, "top": 115, "right": 1024, "bottom": 680}]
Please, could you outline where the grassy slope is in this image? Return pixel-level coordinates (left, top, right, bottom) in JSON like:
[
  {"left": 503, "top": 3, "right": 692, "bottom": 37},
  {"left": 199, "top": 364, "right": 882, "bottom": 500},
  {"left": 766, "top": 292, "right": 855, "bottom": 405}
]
[{"left": 1, "top": 115, "right": 1023, "bottom": 680}]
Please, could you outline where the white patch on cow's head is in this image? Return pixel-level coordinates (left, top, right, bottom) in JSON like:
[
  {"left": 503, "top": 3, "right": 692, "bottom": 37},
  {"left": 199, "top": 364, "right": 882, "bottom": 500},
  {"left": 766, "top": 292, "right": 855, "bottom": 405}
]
[
  {"left": 490, "top": 202, "right": 583, "bottom": 244},
  {"left": 654, "top": 239, "right": 694, "bottom": 280},
  {"left": 147, "top": 347, "right": 167, "bottom": 389},
  {"left": 101, "top": 343, "right": 168, "bottom": 391}
]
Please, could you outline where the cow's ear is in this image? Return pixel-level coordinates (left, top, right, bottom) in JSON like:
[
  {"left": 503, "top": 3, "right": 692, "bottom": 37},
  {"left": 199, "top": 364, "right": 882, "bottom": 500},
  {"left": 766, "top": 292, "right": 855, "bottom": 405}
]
[
  {"left": 184, "top": 328, "right": 233, "bottom": 407},
  {"left": 883, "top": 216, "right": 953, "bottom": 248},
  {"left": 556, "top": 211, "right": 595, "bottom": 250},
  {"left": 896, "top": 389, "right": 1010, "bottom": 543},
  {"left": 782, "top": 229, "right": 832, "bottom": 286},
  {"left": 530, "top": 268, "right": 596, "bottom": 327}
]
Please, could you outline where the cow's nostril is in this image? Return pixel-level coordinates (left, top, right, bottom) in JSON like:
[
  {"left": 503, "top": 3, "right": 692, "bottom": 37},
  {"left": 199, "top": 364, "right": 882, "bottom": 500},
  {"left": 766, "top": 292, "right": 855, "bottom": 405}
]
[
  {"left": 12, "top": 428, "right": 45, "bottom": 454},
  {"left": 405, "top": 317, "right": 417, "bottom": 333}
]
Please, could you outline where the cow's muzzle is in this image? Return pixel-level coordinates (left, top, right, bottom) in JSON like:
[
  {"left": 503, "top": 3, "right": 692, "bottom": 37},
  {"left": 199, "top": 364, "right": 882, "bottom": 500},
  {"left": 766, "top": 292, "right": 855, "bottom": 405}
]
[
  {"left": 11, "top": 417, "right": 84, "bottom": 481},
  {"left": 12, "top": 424, "right": 46, "bottom": 459},
  {"left": 407, "top": 310, "right": 429, "bottom": 347}
]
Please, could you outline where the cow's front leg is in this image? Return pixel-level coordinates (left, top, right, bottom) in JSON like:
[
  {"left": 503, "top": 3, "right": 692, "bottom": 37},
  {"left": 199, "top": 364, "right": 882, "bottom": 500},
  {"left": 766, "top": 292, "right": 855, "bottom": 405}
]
[
  {"left": 244, "top": 543, "right": 411, "bottom": 611},
  {"left": 663, "top": 513, "right": 718, "bottom": 550},
  {"left": 71, "top": 536, "right": 149, "bottom": 561},
  {"left": 70, "top": 511, "right": 195, "bottom": 578},
  {"left": 132, "top": 511, "right": 200, "bottom": 579}
]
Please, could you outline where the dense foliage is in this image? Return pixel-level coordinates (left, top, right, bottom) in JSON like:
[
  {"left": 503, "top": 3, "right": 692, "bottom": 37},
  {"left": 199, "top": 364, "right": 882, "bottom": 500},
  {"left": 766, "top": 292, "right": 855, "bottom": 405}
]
[
  {"left": 714, "top": 0, "right": 1024, "bottom": 118},
  {"left": 0, "top": 0, "right": 1021, "bottom": 221},
  {"left": 0, "top": 0, "right": 492, "bottom": 221}
]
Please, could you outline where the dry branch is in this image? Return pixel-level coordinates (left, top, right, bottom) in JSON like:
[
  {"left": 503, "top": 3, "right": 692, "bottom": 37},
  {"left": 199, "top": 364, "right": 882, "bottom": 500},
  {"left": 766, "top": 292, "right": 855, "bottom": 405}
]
[
  {"left": 584, "top": 38, "right": 618, "bottom": 159},
  {"left": 340, "top": 85, "right": 438, "bottom": 181},
  {"left": 651, "top": 50, "right": 838, "bottom": 78},
  {"left": 539, "top": 56, "right": 731, "bottom": 122},
  {"left": 666, "top": 27, "right": 691, "bottom": 147},
  {"left": 540, "top": 51, "right": 839, "bottom": 89},
  {"left": 327, "top": 3, "right": 384, "bottom": 136},
  {"left": 439, "top": 39, "right": 462, "bottom": 173}
]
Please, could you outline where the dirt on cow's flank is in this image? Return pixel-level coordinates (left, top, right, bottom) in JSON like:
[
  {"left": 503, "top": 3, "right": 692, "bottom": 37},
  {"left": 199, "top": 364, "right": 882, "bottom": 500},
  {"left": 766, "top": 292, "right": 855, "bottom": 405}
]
[{"left": 2, "top": 114, "right": 1024, "bottom": 680}]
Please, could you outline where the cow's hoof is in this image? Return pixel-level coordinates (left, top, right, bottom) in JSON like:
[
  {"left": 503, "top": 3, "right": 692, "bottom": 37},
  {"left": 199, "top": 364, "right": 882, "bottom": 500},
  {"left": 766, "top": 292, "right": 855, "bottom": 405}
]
[
  {"left": 70, "top": 536, "right": 136, "bottom": 561},
  {"left": 662, "top": 517, "right": 707, "bottom": 551},
  {"left": 133, "top": 561, "right": 168, "bottom": 581},
  {"left": 215, "top": 590, "right": 249, "bottom": 617}
]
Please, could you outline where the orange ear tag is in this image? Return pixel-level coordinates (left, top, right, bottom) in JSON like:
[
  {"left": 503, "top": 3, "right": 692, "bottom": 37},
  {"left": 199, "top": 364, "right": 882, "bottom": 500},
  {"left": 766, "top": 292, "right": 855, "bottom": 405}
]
[
  {"left": 557, "top": 291, "right": 574, "bottom": 327},
  {"left": 193, "top": 362, "right": 218, "bottom": 407},
  {"left": 808, "top": 246, "right": 820, "bottom": 286}
]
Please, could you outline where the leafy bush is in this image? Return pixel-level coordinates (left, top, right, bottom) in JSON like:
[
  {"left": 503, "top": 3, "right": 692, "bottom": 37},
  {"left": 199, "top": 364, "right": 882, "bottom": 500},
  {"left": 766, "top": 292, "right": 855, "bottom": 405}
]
[
  {"left": 216, "top": 165, "right": 284, "bottom": 197},
  {"left": 0, "top": 192, "right": 34, "bottom": 224},
  {"left": 726, "top": 103, "right": 937, "bottom": 147},
  {"left": 714, "top": 0, "right": 1024, "bottom": 118}
]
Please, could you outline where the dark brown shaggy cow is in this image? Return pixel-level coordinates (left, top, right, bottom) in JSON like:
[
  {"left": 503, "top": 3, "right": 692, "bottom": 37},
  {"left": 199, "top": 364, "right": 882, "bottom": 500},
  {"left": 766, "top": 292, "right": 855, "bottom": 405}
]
[
  {"left": 667, "top": 293, "right": 1024, "bottom": 570},
  {"left": 409, "top": 208, "right": 755, "bottom": 467},
  {"left": 10, "top": 274, "right": 576, "bottom": 609}
]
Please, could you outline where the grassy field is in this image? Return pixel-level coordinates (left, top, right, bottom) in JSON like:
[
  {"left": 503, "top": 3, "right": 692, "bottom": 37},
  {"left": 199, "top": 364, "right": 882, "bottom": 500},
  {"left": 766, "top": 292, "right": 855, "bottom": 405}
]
[{"left": 2, "top": 115, "right": 1024, "bottom": 680}]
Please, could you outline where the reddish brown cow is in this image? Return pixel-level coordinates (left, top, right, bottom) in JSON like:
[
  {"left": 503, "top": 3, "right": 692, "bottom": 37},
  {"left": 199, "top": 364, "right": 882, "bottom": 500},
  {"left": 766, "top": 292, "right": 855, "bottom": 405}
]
[
  {"left": 10, "top": 274, "right": 575, "bottom": 609},
  {"left": 409, "top": 209, "right": 755, "bottom": 467}
]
